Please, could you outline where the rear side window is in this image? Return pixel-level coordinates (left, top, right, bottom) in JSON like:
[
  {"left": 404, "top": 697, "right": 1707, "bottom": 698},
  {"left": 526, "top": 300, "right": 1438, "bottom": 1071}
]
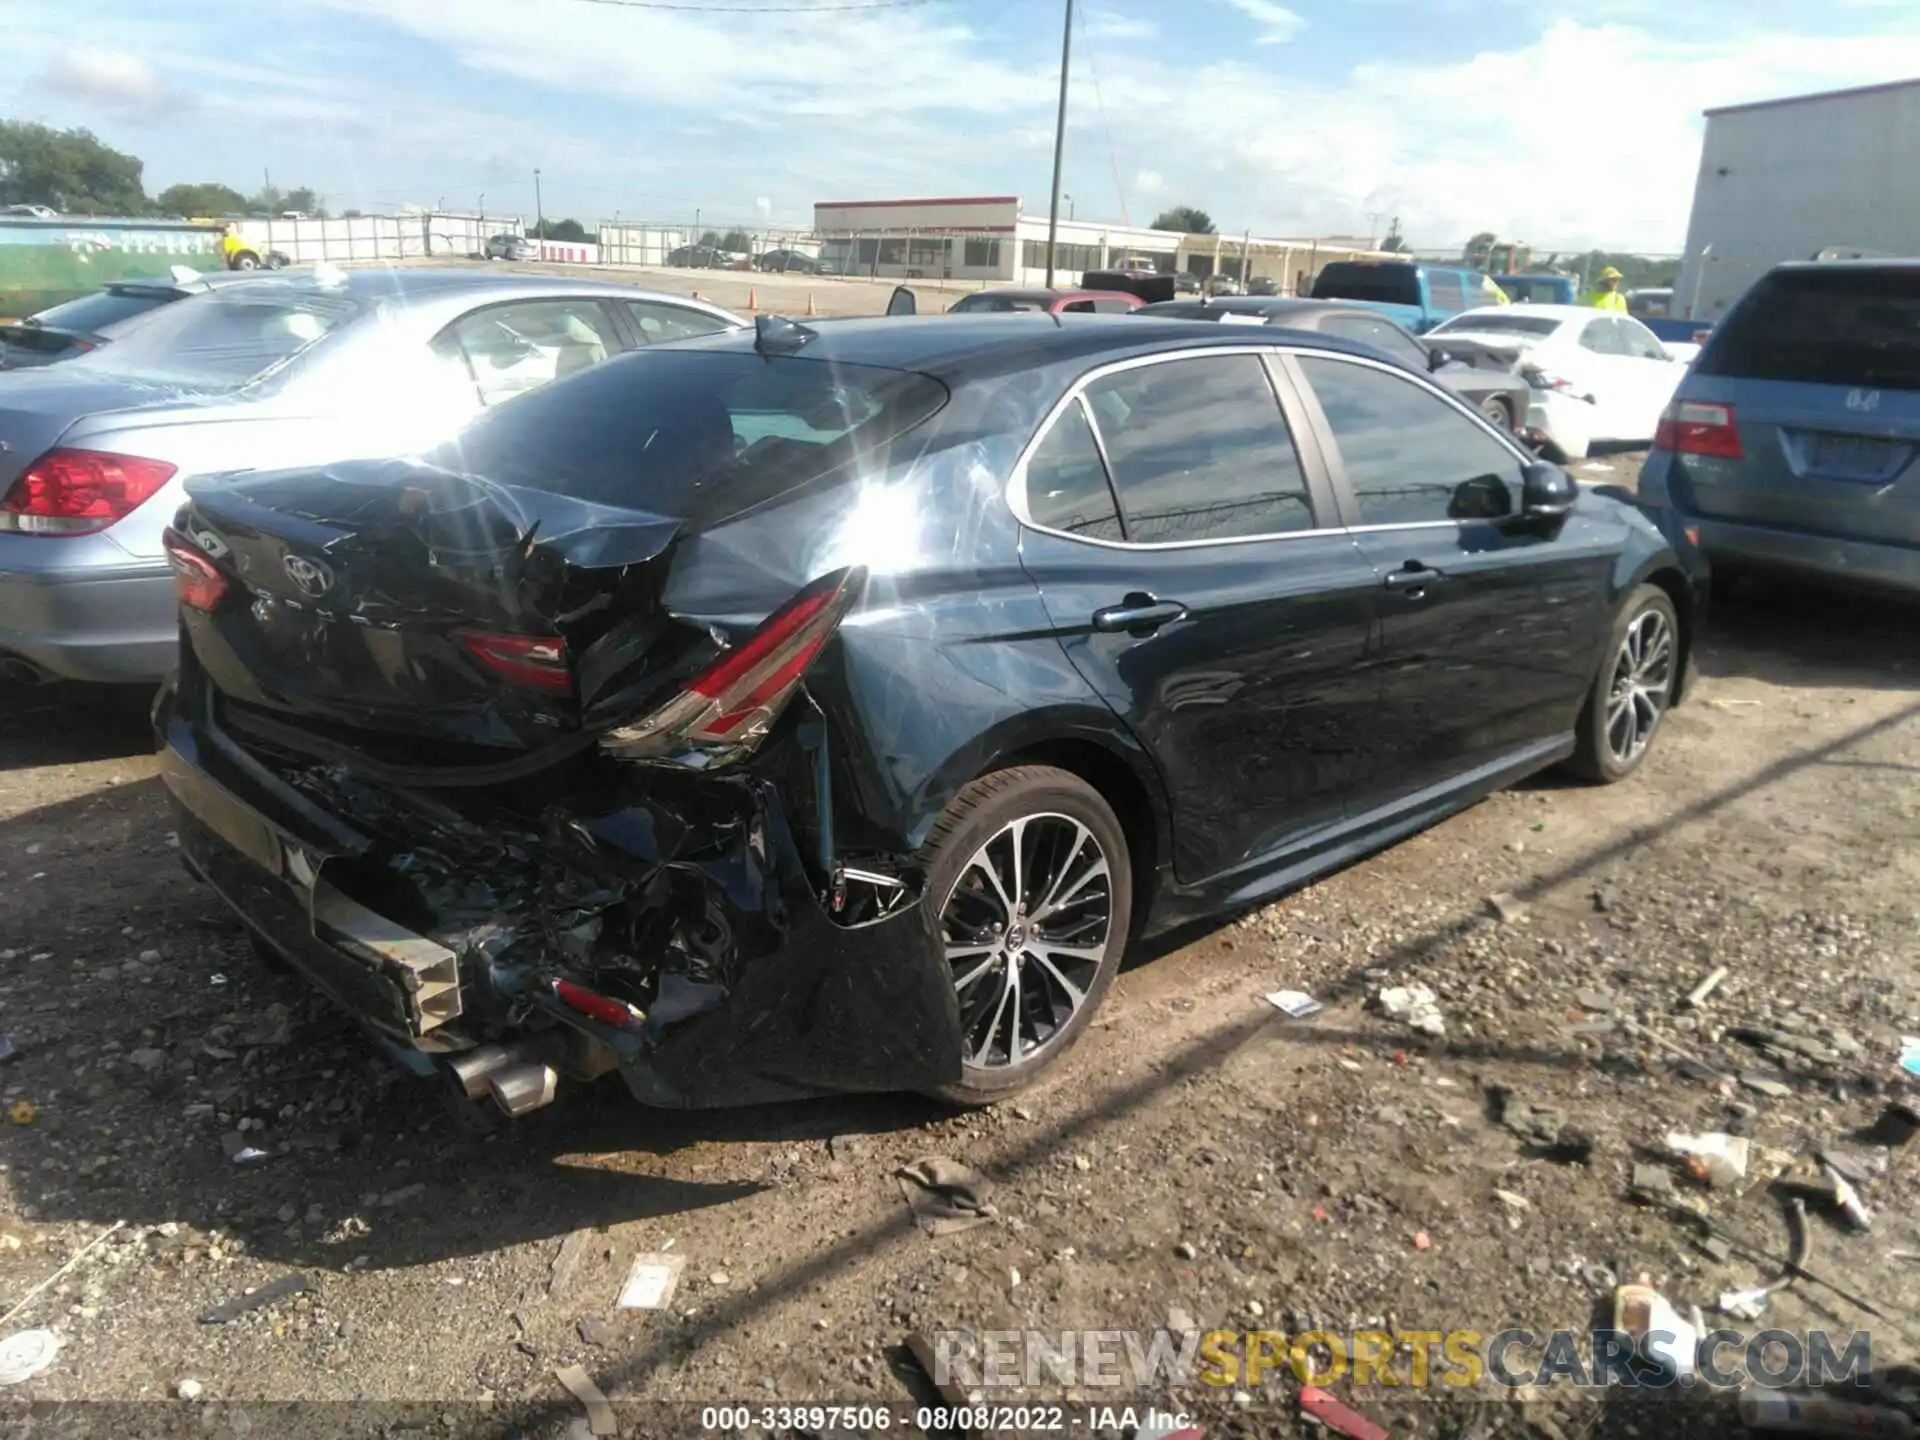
[
  {"left": 1320, "top": 313, "right": 1426, "bottom": 369},
  {"left": 951, "top": 294, "right": 1047, "bottom": 313},
  {"left": 1580, "top": 318, "right": 1627, "bottom": 355},
  {"left": 1026, "top": 398, "right": 1123, "bottom": 540},
  {"left": 438, "top": 299, "right": 621, "bottom": 406},
  {"left": 1312, "top": 263, "right": 1421, "bottom": 306},
  {"left": 431, "top": 351, "right": 949, "bottom": 521},
  {"left": 625, "top": 300, "right": 731, "bottom": 344},
  {"left": 1082, "top": 354, "right": 1314, "bottom": 542},
  {"left": 1698, "top": 267, "right": 1920, "bottom": 389},
  {"left": 1299, "top": 356, "right": 1521, "bottom": 526}
]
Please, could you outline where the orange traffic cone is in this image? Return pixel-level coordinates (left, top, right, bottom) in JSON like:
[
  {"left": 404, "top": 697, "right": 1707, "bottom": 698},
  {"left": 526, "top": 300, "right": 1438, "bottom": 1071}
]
[
  {"left": 805, "top": 291, "right": 817, "bottom": 317},
  {"left": 747, "top": 286, "right": 757, "bottom": 312}
]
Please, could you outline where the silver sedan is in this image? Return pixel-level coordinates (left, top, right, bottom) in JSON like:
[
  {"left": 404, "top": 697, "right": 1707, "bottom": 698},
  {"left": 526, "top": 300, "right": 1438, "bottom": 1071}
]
[{"left": 0, "top": 267, "right": 742, "bottom": 684}]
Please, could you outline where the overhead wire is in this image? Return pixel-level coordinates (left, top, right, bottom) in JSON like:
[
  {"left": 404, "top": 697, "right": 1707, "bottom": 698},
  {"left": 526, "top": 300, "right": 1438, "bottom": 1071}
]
[{"left": 1072, "top": 1, "right": 1131, "bottom": 228}]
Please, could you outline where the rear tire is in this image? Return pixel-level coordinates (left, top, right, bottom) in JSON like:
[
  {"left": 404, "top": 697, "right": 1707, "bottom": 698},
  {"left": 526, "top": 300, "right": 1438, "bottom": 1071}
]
[
  {"left": 1480, "top": 396, "right": 1514, "bottom": 432},
  {"left": 919, "top": 766, "right": 1132, "bottom": 1106},
  {"left": 1567, "top": 584, "right": 1679, "bottom": 783},
  {"left": 232, "top": 252, "right": 260, "bottom": 271}
]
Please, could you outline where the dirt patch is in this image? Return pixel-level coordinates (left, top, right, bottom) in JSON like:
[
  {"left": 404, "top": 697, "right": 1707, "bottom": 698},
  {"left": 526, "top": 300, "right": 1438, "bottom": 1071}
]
[{"left": 0, "top": 579, "right": 1915, "bottom": 1438}]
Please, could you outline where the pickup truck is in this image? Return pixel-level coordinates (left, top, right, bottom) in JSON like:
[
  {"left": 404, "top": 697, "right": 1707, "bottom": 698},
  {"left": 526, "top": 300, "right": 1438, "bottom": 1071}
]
[{"left": 1308, "top": 259, "right": 1508, "bottom": 334}]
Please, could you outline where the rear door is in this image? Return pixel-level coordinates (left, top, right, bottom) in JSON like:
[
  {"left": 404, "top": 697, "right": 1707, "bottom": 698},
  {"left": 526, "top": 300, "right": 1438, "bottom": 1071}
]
[
  {"left": 1285, "top": 350, "right": 1614, "bottom": 808},
  {"left": 1571, "top": 315, "right": 1637, "bottom": 440},
  {"left": 1014, "top": 348, "right": 1382, "bottom": 884},
  {"left": 1680, "top": 267, "right": 1920, "bottom": 547}
]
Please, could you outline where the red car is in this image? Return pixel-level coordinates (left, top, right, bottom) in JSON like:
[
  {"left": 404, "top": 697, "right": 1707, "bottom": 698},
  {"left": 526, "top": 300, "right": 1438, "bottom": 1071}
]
[{"left": 945, "top": 287, "right": 1144, "bottom": 316}]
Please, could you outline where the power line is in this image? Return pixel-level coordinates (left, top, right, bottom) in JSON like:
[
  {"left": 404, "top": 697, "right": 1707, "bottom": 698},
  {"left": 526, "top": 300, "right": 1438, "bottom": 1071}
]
[
  {"left": 1072, "top": 0, "right": 1130, "bottom": 229},
  {"left": 560, "top": 0, "right": 946, "bottom": 12}
]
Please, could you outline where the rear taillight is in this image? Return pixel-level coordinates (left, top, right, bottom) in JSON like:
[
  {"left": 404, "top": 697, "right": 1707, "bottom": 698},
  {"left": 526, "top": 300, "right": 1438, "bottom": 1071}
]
[
  {"left": 604, "top": 566, "right": 866, "bottom": 763},
  {"left": 1, "top": 448, "right": 177, "bottom": 535},
  {"left": 454, "top": 631, "right": 573, "bottom": 695},
  {"left": 1654, "top": 400, "right": 1742, "bottom": 459},
  {"left": 162, "top": 528, "right": 230, "bottom": 611}
]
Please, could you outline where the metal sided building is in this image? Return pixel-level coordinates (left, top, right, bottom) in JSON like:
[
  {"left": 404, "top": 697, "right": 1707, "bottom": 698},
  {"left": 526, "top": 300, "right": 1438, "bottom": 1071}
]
[{"left": 1674, "top": 77, "right": 1920, "bottom": 321}]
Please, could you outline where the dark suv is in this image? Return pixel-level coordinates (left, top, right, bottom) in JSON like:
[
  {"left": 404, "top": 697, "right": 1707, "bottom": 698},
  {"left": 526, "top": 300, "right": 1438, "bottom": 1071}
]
[
  {"left": 156, "top": 315, "right": 1703, "bottom": 1123},
  {"left": 1639, "top": 260, "right": 1920, "bottom": 596}
]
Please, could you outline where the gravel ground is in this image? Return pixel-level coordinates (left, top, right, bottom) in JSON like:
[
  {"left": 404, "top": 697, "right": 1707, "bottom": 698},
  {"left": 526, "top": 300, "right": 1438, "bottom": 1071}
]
[{"left": 0, "top": 570, "right": 1915, "bottom": 1439}]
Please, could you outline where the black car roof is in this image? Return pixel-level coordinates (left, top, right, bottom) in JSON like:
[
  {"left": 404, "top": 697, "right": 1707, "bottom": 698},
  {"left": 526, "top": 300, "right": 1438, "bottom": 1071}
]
[
  {"left": 653, "top": 312, "right": 1400, "bottom": 379},
  {"left": 1140, "top": 298, "right": 1366, "bottom": 321}
]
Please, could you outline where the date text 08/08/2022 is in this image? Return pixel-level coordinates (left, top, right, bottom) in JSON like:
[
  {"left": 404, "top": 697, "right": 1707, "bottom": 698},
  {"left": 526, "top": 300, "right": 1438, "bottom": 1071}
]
[{"left": 697, "top": 1405, "right": 1195, "bottom": 1433}]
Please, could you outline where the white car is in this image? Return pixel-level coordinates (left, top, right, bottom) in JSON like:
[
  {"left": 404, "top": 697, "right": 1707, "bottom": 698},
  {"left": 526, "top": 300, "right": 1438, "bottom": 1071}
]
[{"left": 1427, "top": 304, "right": 1690, "bottom": 459}]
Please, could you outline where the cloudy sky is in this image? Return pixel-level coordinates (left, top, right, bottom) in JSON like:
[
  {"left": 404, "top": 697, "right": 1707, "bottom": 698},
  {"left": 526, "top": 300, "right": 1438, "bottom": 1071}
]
[{"left": 9, "top": 0, "right": 1920, "bottom": 251}]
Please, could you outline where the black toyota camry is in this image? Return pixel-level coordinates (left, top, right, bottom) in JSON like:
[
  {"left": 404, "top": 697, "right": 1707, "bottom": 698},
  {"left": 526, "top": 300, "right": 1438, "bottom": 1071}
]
[{"left": 155, "top": 312, "right": 1706, "bottom": 1121}]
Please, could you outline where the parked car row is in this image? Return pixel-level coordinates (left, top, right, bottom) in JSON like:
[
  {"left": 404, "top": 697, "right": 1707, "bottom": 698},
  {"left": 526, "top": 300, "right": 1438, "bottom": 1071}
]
[{"left": 9, "top": 249, "right": 1906, "bottom": 1130}]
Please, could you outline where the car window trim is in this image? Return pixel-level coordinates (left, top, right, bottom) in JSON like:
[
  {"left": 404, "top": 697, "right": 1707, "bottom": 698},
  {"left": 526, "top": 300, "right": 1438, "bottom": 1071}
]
[
  {"left": 1272, "top": 347, "right": 1537, "bottom": 534},
  {"left": 1007, "top": 344, "right": 1345, "bottom": 552}
]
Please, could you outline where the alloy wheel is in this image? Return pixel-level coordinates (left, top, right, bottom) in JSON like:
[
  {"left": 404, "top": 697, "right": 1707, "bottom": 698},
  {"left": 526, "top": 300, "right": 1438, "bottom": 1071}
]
[
  {"left": 1606, "top": 606, "right": 1674, "bottom": 765},
  {"left": 938, "top": 813, "right": 1113, "bottom": 1069}
]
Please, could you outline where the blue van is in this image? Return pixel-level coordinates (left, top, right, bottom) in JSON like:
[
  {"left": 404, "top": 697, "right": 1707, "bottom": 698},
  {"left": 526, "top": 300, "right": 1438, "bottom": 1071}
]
[
  {"left": 1638, "top": 259, "right": 1920, "bottom": 596},
  {"left": 1309, "top": 260, "right": 1506, "bottom": 333}
]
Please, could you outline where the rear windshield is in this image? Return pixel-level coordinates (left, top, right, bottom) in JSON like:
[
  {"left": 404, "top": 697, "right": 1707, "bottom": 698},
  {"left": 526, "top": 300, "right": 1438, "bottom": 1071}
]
[
  {"left": 1697, "top": 267, "right": 1920, "bottom": 390},
  {"left": 1432, "top": 313, "right": 1560, "bottom": 337},
  {"left": 430, "top": 350, "right": 950, "bottom": 518},
  {"left": 81, "top": 287, "right": 361, "bottom": 388},
  {"left": 1311, "top": 263, "right": 1420, "bottom": 306},
  {"left": 28, "top": 287, "right": 177, "bottom": 335},
  {"left": 950, "top": 294, "right": 1048, "bottom": 313}
]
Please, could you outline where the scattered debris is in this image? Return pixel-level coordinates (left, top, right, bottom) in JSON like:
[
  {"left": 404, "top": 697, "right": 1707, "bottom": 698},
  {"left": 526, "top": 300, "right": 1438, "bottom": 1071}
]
[
  {"left": 1574, "top": 989, "right": 1614, "bottom": 1013},
  {"left": 0, "top": 1220, "right": 125, "bottom": 1329},
  {"left": 1493, "top": 1090, "right": 1595, "bottom": 1163},
  {"left": 1696, "top": 1234, "right": 1733, "bottom": 1264},
  {"left": 0, "top": 1037, "right": 19, "bottom": 1066},
  {"left": 1740, "top": 1072, "right": 1794, "bottom": 1100},
  {"left": 577, "top": 1317, "right": 616, "bottom": 1349},
  {"left": 1492, "top": 1189, "right": 1530, "bottom": 1212},
  {"left": 1411, "top": 1231, "right": 1432, "bottom": 1252},
  {"left": 0, "top": 1329, "right": 59, "bottom": 1386},
  {"left": 174, "top": 1378, "right": 204, "bottom": 1401},
  {"left": 7, "top": 1099, "right": 36, "bottom": 1126},
  {"left": 221, "top": 1132, "right": 271, "bottom": 1167},
  {"left": 1264, "top": 989, "right": 1323, "bottom": 1019},
  {"left": 1818, "top": 1147, "right": 1877, "bottom": 1185},
  {"left": 904, "top": 1329, "right": 974, "bottom": 1414},
  {"left": 1173, "top": 1241, "right": 1197, "bottom": 1261},
  {"left": 896, "top": 1157, "right": 998, "bottom": 1236},
  {"left": 1900, "top": 1037, "right": 1920, "bottom": 1077},
  {"left": 198, "top": 1274, "right": 314, "bottom": 1325},
  {"left": 1683, "top": 966, "right": 1729, "bottom": 1009},
  {"left": 548, "top": 1229, "right": 592, "bottom": 1299},
  {"left": 1739, "top": 1389, "right": 1916, "bottom": 1437},
  {"left": 1484, "top": 892, "right": 1529, "bottom": 925},
  {"left": 616, "top": 1253, "right": 685, "bottom": 1311},
  {"left": 1612, "top": 1276, "right": 1696, "bottom": 1379},
  {"left": 1298, "top": 1384, "right": 1389, "bottom": 1440},
  {"left": 1631, "top": 1163, "right": 1676, "bottom": 1199},
  {"left": 827, "top": 1134, "right": 868, "bottom": 1162},
  {"left": 1375, "top": 983, "right": 1446, "bottom": 1038},
  {"left": 1824, "top": 1165, "right": 1872, "bottom": 1232},
  {"left": 1719, "top": 1286, "right": 1770, "bottom": 1321},
  {"left": 1865, "top": 1102, "right": 1920, "bottom": 1147},
  {"left": 1666, "top": 1131, "right": 1750, "bottom": 1187},
  {"left": 554, "top": 1364, "right": 617, "bottom": 1436}
]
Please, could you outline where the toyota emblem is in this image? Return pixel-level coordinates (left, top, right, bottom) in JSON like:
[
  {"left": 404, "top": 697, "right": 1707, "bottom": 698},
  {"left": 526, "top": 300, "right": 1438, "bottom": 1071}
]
[{"left": 282, "top": 554, "right": 333, "bottom": 597}]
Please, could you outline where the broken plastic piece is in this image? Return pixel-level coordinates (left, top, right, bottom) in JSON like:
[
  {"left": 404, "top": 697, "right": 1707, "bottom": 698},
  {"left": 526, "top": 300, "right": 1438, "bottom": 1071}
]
[
  {"left": 1265, "top": 989, "right": 1323, "bottom": 1018},
  {"left": 554, "top": 1363, "right": 617, "bottom": 1436},
  {"left": 1666, "top": 1130, "right": 1749, "bottom": 1187},
  {"left": 0, "top": 1329, "right": 59, "bottom": 1386},
  {"left": 617, "top": 1253, "right": 685, "bottom": 1310},
  {"left": 1612, "top": 1276, "right": 1697, "bottom": 1379},
  {"left": 198, "top": 1274, "right": 314, "bottom": 1325},
  {"left": 1719, "top": 1286, "right": 1770, "bottom": 1321},
  {"left": 0, "top": 1037, "right": 19, "bottom": 1066},
  {"left": 1299, "top": 1385, "right": 1389, "bottom": 1440},
  {"left": 1824, "top": 1164, "right": 1872, "bottom": 1232}
]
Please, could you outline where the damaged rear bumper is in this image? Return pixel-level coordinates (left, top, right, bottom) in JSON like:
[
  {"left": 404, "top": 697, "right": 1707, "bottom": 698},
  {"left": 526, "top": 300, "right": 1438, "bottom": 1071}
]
[{"left": 157, "top": 680, "right": 965, "bottom": 1111}]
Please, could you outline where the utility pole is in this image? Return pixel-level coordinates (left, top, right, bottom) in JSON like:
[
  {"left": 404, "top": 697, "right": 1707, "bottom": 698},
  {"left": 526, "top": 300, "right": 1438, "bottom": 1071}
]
[
  {"left": 533, "top": 168, "right": 544, "bottom": 238},
  {"left": 1043, "top": 0, "right": 1074, "bottom": 288}
]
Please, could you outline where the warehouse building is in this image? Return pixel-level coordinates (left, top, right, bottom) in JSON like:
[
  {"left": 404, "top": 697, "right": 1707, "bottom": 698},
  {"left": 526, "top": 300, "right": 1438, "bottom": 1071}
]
[
  {"left": 1673, "top": 76, "right": 1920, "bottom": 320},
  {"left": 812, "top": 195, "right": 1388, "bottom": 293}
]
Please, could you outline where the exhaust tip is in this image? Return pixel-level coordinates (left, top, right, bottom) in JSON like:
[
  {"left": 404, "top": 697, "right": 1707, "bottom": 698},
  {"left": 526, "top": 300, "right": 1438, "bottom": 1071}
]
[{"left": 488, "top": 1061, "right": 559, "bottom": 1117}]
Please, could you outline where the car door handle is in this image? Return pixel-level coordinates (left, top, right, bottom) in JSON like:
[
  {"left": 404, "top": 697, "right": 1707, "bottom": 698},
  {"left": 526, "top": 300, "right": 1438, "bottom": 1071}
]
[
  {"left": 1092, "top": 594, "right": 1188, "bottom": 635},
  {"left": 1383, "top": 562, "right": 1442, "bottom": 598}
]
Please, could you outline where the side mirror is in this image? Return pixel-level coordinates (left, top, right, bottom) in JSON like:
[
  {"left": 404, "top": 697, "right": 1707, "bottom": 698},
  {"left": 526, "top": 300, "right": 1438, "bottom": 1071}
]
[
  {"left": 886, "top": 286, "right": 918, "bottom": 317},
  {"left": 1521, "top": 461, "right": 1577, "bottom": 519},
  {"left": 1426, "top": 347, "right": 1451, "bottom": 371}
]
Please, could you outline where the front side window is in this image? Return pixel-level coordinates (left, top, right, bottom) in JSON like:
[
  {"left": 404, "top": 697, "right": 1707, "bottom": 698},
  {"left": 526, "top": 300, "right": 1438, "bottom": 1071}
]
[
  {"left": 1025, "top": 397, "right": 1123, "bottom": 541},
  {"left": 439, "top": 299, "right": 621, "bottom": 406},
  {"left": 1297, "top": 356, "right": 1521, "bottom": 526},
  {"left": 1083, "top": 354, "right": 1313, "bottom": 543}
]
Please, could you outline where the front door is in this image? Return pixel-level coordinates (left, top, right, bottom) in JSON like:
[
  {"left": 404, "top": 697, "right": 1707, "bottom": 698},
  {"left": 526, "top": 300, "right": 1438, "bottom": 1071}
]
[
  {"left": 1286, "top": 351, "right": 1614, "bottom": 809},
  {"left": 1016, "top": 349, "right": 1381, "bottom": 885}
]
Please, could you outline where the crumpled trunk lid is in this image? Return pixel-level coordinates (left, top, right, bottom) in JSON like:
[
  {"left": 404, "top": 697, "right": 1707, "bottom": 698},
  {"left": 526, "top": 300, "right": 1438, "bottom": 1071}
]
[{"left": 176, "top": 458, "right": 708, "bottom": 756}]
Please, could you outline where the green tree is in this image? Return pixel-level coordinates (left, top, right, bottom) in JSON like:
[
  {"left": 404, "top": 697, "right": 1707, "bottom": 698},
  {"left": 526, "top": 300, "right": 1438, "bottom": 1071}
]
[
  {"left": 719, "top": 228, "right": 753, "bottom": 253},
  {"left": 156, "top": 182, "right": 249, "bottom": 218},
  {"left": 283, "top": 186, "right": 324, "bottom": 217},
  {"left": 0, "top": 121, "right": 148, "bottom": 215},
  {"left": 698, "top": 229, "right": 722, "bottom": 248},
  {"left": 1379, "top": 217, "right": 1409, "bottom": 253},
  {"left": 532, "top": 217, "right": 589, "bottom": 242},
  {"left": 1151, "top": 206, "right": 1216, "bottom": 234}
]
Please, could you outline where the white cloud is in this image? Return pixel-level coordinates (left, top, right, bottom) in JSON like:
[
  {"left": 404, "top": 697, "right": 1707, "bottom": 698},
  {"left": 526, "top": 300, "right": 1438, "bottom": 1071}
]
[
  {"left": 1133, "top": 169, "right": 1167, "bottom": 197},
  {"left": 1083, "top": 10, "right": 1158, "bottom": 42},
  {"left": 1218, "top": 0, "right": 1306, "bottom": 45},
  {"left": 38, "top": 47, "right": 167, "bottom": 113}
]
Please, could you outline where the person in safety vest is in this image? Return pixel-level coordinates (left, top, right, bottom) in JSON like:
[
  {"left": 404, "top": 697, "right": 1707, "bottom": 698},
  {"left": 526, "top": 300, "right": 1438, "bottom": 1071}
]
[{"left": 1585, "top": 265, "right": 1628, "bottom": 312}]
